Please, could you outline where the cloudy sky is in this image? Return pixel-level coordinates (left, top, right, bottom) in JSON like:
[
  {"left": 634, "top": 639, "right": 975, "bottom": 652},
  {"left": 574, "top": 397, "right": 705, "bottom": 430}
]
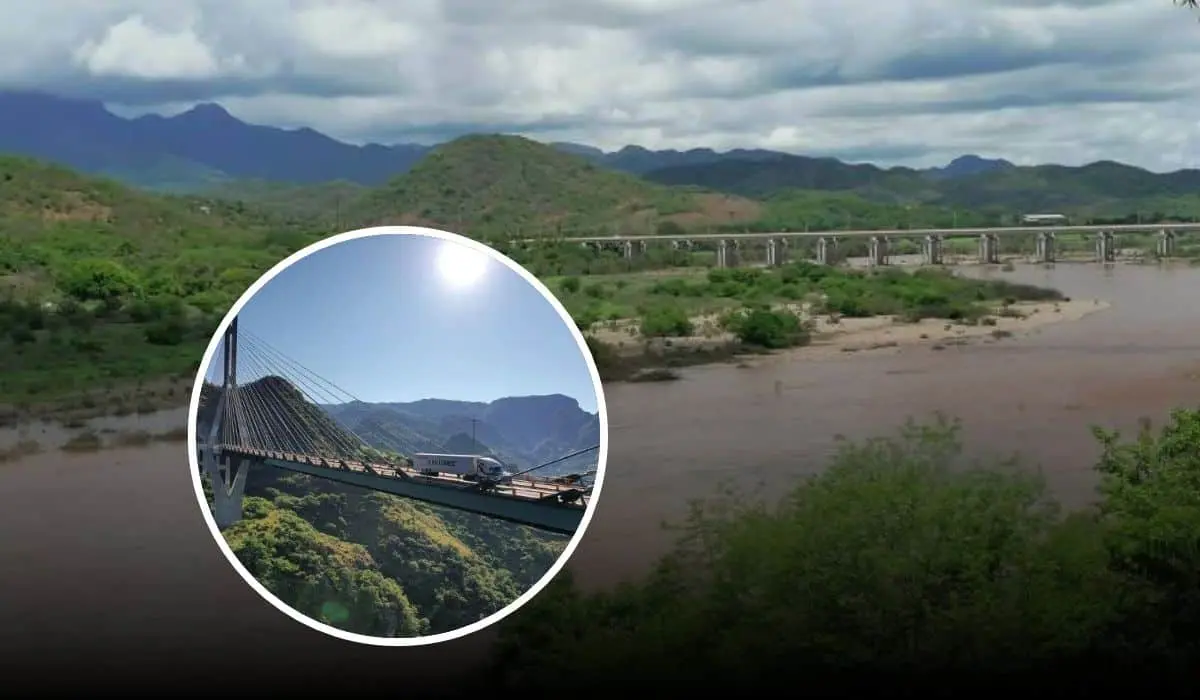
[{"left": 2, "top": 0, "right": 1197, "bottom": 170}]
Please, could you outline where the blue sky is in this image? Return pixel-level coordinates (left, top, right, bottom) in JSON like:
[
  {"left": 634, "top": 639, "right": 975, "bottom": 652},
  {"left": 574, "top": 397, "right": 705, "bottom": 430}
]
[{"left": 204, "top": 232, "right": 598, "bottom": 413}]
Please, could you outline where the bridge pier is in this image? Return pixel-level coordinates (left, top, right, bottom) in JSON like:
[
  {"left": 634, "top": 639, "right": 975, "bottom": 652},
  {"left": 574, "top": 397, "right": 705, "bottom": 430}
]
[
  {"left": 622, "top": 240, "right": 646, "bottom": 259},
  {"left": 867, "top": 236, "right": 889, "bottom": 266},
  {"left": 921, "top": 234, "right": 943, "bottom": 265},
  {"left": 1036, "top": 232, "right": 1056, "bottom": 263},
  {"left": 206, "top": 451, "right": 252, "bottom": 528},
  {"left": 815, "top": 237, "right": 832, "bottom": 265},
  {"left": 1096, "top": 231, "right": 1116, "bottom": 262},
  {"left": 202, "top": 316, "right": 253, "bottom": 529},
  {"left": 1157, "top": 229, "right": 1176, "bottom": 257},
  {"left": 766, "top": 238, "right": 790, "bottom": 266},
  {"left": 716, "top": 239, "right": 740, "bottom": 268},
  {"left": 977, "top": 233, "right": 999, "bottom": 264}
]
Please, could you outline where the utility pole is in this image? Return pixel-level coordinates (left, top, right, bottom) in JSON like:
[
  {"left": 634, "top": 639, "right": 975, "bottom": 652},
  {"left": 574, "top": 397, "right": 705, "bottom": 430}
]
[{"left": 471, "top": 418, "right": 478, "bottom": 454}]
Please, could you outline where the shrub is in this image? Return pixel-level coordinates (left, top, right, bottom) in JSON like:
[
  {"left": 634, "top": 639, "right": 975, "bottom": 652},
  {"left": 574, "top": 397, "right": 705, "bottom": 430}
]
[
  {"left": 583, "top": 283, "right": 609, "bottom": 299},
  {"left": 59, "top": 259, "right": 141, "bottom": 302},
  {"left": 723, "top": 307, "right": 811, "bottom": 348},
  {"left": 145, "top": 317, "right": 186, "bottom": 345},
  {"left": 573, "top": 308, "right": 601, "bottom": 332},
  {"left": 492, "top": 417, "right": 1129, "bottom": 689},
  {"left": 640, "top": 306, "right": 693, "bottom": 337}
]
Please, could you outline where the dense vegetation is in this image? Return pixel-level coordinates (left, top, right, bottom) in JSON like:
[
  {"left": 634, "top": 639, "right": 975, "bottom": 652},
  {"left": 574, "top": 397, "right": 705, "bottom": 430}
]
[
  {"left": 203, "top": 179, "right": 367, "bottom": 230},
  {"left": 218, "top": 468, "right": 566, "bottom": 637},
  {"left": 0, "top": 156, "right": 330, "bottom": 415},
  {"left": 557, "top": 262, "right": 1061, "bottom": 329},
  {"left": 490, "top": 409, "right": 1200, "bottom": 689}
]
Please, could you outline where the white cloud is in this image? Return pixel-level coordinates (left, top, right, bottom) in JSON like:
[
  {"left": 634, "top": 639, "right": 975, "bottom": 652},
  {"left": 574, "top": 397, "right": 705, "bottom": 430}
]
[
  {"left": 73, "top": 15, "right": 228, "bottom": 80},
  {"left": 290, "top": 3, "right": 432, "bottom": 60},
  {"left": 1, "top": 0, "right": 1198, "bottom": 171}
]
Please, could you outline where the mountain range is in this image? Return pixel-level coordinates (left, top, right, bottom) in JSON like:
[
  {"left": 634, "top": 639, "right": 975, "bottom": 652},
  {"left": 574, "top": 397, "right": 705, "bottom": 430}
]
[
  {"left": 5, "top": 89, "right": 1199, "bottom": 241},
  {"left": 0, "top": 90, "right": 1020, "bottom": 192},
  {"left": 195, "top": 380, "right": 599, "bottom": 475},
  {"left": 322, "top": 394, "right": 601, "bottom": 475}
]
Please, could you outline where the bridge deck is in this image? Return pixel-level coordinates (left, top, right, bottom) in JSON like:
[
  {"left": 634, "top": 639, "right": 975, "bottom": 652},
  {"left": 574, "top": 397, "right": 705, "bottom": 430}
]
[
  {"left": 535, "top": 222, "right": 1200, "bottom": 244},
  {"left": 215, "top": 446, "right": 589, "bottom": 534}
]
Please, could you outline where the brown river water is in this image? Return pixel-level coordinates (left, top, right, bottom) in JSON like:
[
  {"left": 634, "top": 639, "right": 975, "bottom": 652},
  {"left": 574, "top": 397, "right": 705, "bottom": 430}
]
[{"left": 1, "top": 263, "right": 1197, "bottom": 684}]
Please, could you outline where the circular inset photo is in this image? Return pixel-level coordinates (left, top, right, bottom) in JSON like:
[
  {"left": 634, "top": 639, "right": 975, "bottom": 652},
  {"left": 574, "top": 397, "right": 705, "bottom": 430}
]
[{"left": 186, "top": 226, "right": 607, "bottom": 646}]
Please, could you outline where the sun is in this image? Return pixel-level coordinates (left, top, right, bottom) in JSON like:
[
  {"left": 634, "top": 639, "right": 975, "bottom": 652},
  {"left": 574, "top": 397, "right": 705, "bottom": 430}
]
[{"left": 435, "top": 240, "right": 489, "bottom": 289}]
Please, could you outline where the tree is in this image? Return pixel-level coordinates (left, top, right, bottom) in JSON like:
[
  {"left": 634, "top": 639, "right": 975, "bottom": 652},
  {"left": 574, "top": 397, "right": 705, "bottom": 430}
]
[{"left": 59, "top": 259, "right": 141, "bottom": 302}]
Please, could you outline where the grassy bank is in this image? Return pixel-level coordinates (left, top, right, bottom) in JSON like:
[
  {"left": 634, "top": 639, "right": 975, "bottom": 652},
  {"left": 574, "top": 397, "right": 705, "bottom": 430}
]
[{"left": 553, "top": 263, "right": 1065, "bottom": 381}]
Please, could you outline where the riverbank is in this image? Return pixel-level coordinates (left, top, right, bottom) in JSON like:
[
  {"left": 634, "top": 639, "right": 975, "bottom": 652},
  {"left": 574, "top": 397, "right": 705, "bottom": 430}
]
[
  {"left": 797, "top": 297, "right": 1110, "bottom": 358},
  {"left": 0, "top": 406, "right": 189, "bottom": 462},
  {"left": 588, "top": 297, "right": 1111, "bottom": 381},
  {"left": 0, "top": 374, "right": 194, "bottom": 428}
]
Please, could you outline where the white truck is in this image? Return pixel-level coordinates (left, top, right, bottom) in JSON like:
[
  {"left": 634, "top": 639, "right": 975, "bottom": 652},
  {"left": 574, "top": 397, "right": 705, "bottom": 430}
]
[{"left": 412, "top": 453, "right": 513, "bottom": 484}]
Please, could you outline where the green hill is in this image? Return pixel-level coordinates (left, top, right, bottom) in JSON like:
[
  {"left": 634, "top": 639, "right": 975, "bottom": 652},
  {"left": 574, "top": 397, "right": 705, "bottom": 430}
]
[
  {"left": 225, "top": 499, "right": 427, "bottom": 636},
  {"left": 211, "top": 137, "right": 1200, "bottom": 253},
  {"left": 201, "top": 178, "right": 367, "bottom": 228},
  {"left": 0, "top": 156, "right": 326, "bottom": 417},
  {"left": 197, "top": 377, "right": 374, "bottom": 457},
  {"left": 936, "top": 162, "right": 1200, "bottom": 219},
  {"left": 344, "top": 134, "right": 763, "bottom": 238},
  {"left": 223, "top": 467, "right": 566, "bottom": 637}
]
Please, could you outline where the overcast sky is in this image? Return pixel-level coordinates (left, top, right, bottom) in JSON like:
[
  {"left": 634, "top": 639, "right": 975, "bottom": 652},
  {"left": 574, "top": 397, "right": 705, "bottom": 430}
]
[{"left": 2, "top": 0, "right": 1196, "bottom": 170}]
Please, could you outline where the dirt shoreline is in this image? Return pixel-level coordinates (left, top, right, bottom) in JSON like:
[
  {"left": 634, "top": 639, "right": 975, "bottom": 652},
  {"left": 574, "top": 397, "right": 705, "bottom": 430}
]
[
  {"left": 793, "top": 298, "right": 1110, "bottom": 359},
  {"left": 0, "top": 375, "right": 193, "bottom": 427},
  {"left": 594, "top": 298, "right": 1112, "bottom": 380},
  {"left": 5, "top": 298, "right": 1112, "bottom": 418}
]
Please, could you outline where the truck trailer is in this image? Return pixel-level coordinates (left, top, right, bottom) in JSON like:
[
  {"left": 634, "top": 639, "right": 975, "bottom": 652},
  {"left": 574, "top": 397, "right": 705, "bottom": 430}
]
[{"left": 411, "top": 453, "right": 513, "bottom": 483}]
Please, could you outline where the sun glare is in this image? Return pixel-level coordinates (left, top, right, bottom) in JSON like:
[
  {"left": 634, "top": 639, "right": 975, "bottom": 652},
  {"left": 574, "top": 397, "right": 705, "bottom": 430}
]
[{"left": 435, "top": 240, "right": 489, "bottom": 289}]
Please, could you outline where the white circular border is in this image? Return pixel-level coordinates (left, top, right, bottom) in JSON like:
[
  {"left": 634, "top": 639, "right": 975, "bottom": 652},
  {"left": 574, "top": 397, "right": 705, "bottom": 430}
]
[{"left": 186, "top": 225, "right": 610, "bottom": 647}]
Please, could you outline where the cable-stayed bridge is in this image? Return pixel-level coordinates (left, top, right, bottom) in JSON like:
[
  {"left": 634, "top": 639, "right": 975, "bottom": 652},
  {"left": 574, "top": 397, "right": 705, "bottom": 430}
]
[{"left": 196, "top": 318, "right": 597, "bottom": 535}]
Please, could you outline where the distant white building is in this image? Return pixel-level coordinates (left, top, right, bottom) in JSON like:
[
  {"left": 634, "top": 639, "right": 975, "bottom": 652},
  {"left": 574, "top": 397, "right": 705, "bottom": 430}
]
[{"left": 1022, "top": 213, "right": 1068, "bottom": 225}]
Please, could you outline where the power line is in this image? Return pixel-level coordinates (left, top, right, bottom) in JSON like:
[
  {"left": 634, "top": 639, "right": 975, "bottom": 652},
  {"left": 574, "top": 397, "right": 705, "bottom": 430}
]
[{"left": 508, "top": 444, "right": 600, "bottom": 479}]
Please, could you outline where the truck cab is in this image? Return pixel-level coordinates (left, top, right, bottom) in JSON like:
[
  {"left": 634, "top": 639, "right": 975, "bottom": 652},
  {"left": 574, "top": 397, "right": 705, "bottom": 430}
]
[{"left": 477, "top": 457, "right": 513, "bottom": 484}]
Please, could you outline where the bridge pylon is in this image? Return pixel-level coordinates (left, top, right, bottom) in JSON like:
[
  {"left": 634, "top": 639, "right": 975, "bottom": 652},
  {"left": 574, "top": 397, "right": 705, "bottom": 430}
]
[{"left": 201, "top": 317, "right": 253, "bottom": 529}]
